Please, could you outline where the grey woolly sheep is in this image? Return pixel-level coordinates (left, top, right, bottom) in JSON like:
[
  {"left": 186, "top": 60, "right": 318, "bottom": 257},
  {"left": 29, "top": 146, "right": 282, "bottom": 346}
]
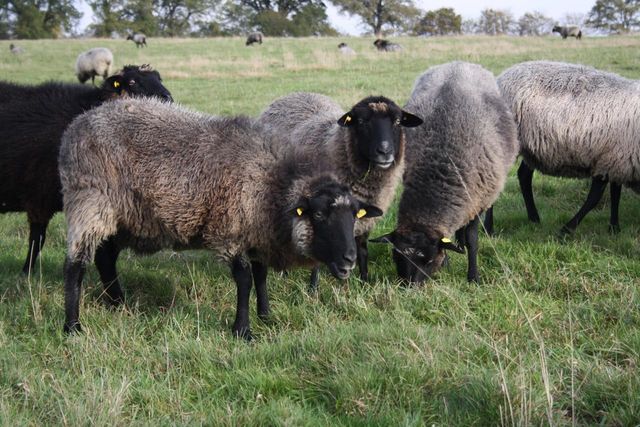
[
  {"left": 373, "top": 39, "right": 402, "bottom": 52},
  {"left": 127, "top": 33, "right": 147, "bottom": 47},
  {"left": 372, "top": 61, "right": 518, "bottom": 283},
  {"left": 552, "top": 25, "right": 582, "bottom": 39},
  {"left": 246, "top": 31, "right": 263, "bottom": 46},
  {"left": 75, "top": 47, "right": 113, "bottom": 84},
  {"left": 498, "top": 60, "right": 640, "bottom": 235},
  {"left": 258, "top": 93, "right": 422, "bottom": 287},
  {"left": 9, "top": 43, "right": 23, "bottom": 54},
  {"left": 58, "top": 98, "right": 382, "bottom": 339},
  {"left": 338, "top": 42, "right": 356, "bottom": 55}
]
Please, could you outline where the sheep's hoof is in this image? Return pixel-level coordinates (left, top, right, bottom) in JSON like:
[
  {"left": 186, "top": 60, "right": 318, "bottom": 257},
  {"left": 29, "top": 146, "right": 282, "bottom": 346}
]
[
  {"left": 467, "top": 274, "right": 479, "bottom": 283},
  {"left": 558, "top": 225, "right": 574, "bottom": 236},
  {"left": 258, "top": 312, "right": 272, "bottom": 325},
  {"left": 609, "top": 224, "right": 621, "bottom": 234},
  {"left": 63, "top": 321, "right": 82, "bottom": 334},
  {"left": 104, "top": 295, "right": 124, "bottom": 309},
  {"left": 232, "top": 324, "right": 253, "bottom": 341}
]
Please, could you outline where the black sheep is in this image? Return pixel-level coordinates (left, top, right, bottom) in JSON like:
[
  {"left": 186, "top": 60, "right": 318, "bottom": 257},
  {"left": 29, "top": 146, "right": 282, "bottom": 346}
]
[{"left": 0, "top": 65, "right": 173, "bottom": 274}]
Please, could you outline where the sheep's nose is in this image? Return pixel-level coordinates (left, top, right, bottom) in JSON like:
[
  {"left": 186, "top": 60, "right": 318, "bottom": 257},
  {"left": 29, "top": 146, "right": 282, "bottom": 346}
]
[
  {"left": 376, "top": 140, "right": 392, "bottom": 155},
  {"left": 343, "top": 248, "right": 357, "bottom": 265}
]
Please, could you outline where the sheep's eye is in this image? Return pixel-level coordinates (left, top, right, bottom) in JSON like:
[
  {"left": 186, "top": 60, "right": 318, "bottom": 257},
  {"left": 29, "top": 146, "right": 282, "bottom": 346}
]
[
  {"left": 313, "top": 212, "right": 324, "bottom": 221},
  {"left": 129, "top": 79, "right": 136, "bottom": 86},
  {"left": 394, "top": 118, "right": 401, "bottom": 126},
  {"left": 357, "top": 118, "right": 365, "bottom": 125}
]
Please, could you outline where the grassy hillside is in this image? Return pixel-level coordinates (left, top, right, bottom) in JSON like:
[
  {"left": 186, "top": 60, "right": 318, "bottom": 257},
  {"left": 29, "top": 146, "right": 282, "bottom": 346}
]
[{"left": 1, "top": 35, "right": 640, "bottom": 425}]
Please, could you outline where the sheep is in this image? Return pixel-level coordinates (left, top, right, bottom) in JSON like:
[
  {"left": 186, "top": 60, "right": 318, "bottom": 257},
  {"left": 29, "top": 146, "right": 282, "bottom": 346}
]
[
  {"left": 75, "top": 47, "right": 113, "bottom": 84},
  {"left": 371, "top": 61, "right": 518, "bottom": 283},
  {"left": 552, "top": 25, "right": 582, "bottom": 40},
  {"left": 498, "top": 60, "right": 640, "bottom": 235},
  {"left": 258, "top": 93, "right": 423, "bottom": 287},
  {"left": 58, "top": 97, "right": 383, "bottom": 339},
  {"left": 0, "top": 65, "right": 172, "bottom": 275},
  {"left": 246, "top": 31, "right": 263, "bottom": 46},
  {"left": 373, "top": 39, "right": 402, "bottom": 52},
  {"left": 127, "top": 33, "right": 147, "bottom": 47},
  {"left": 338, "top": 42, "right": 356, "bottom": 55},
  {"left": 9, "top": 43, "right": 23, "bottom": 54}
]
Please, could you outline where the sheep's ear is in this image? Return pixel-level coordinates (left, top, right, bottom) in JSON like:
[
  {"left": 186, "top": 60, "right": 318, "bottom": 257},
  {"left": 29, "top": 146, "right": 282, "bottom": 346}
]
[
  {"left": 104, "top": 75, "right": 124, "bottom": 94},
  {"left": 439, "top": 237, "right": 465, "bottom": 254},
  {"left": 356, "top": 202, "right": 383, "bottom": 219},
  {"left": 370, "top": 231, "right": 396, "bottom": 244},
  {"left": 337, "top": 112, "right": 355, "bottom": 127},
  {"left": 400, "top": 111, "right": 423, "bottom": 127}
]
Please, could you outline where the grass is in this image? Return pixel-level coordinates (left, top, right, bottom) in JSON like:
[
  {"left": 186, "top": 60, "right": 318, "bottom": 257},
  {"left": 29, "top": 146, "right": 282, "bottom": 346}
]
[{"left": 1, "top": 35, "right": 640, "bottom": 425}]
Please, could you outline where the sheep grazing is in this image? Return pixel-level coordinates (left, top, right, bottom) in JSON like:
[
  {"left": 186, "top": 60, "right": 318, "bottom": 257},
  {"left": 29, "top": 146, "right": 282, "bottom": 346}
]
[
  {"left": 246, "top": 31, "right": 263, "bottom": 46},
  {"left": 0, "top": 65, "right": 172, "bottom": 275},
  {"left": 498, "top": 60, "right": 640, "bottom": 235},
  {"left": 552, "top": 25, "right": 582, "bottom": 40},
  {"left": 258, "top": 93, "right": 423, "bottom": 287},
  {"left": 127, "top": 33, "right": 147, "bottom": 47},
  {"left": 58, "top": 98, "right": 383, "bottom": 339},
  {"left": 373, "top": 39, "right": 402, "bottom": 52},
  {"left": 9, "top": 43, "right": 23, "bottom": 54},
  {"left": 372, "top": 61, "right": 518, "bottom": 283},
  {"left": 338, "top": 42, "right": 356, "bottom": 55},
  {"left": 75, "top": 47, "right": 113, "bottom": 84}
]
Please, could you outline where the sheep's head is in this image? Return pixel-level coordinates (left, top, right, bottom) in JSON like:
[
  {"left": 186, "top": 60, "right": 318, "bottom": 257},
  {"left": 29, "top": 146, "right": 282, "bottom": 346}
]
[
  {"left": 370, "top": 229, "right": 464, "bottom": 284},
  {"left": 337, "top": 96, "right": 423, "bottom": 170},
  {"left": 102, "top": 64, "right": 173, "bottom": 102},
  {"left": 552, "top": 26, "right": 561, "bottom": 33},
  {"left": 292, "top": 180, "right": 382, "bottom": 279}
]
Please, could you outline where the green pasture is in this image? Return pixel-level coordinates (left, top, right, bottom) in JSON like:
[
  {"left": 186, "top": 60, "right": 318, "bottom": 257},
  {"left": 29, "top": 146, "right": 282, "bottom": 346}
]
[{"left": 1, "top": 35, "right": 640, "bottom": 425}]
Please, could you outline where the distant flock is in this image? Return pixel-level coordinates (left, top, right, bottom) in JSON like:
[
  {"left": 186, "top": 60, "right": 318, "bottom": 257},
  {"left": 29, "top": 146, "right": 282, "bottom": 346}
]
[{"left": 2, "top": 29, "right": 622, "bottom": 339}]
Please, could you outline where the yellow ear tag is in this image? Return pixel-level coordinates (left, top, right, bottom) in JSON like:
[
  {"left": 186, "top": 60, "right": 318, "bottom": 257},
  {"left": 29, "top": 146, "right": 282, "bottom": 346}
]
[
  {"left": 344, "top": 115, "right": 351, "bottom": 123},
  {"left": 113, "top": 81, "right": 120, "bottom": 88},
  {"left": 296, "top": 208, "right": 303, "bottom": 216},
  {"left": 441, "top": 237, "right": 452, "bottom": 243},
  {"left": 356, "top": 209, "right": 367, "bottom": 219}
]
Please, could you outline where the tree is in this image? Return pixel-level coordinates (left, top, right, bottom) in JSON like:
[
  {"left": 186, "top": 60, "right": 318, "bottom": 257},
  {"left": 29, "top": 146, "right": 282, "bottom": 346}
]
[
  {"left": 88, "top": 0, "right": 126, "bottom": 37},
  {"left": 122, "top": 0, "right": 158, "bottom": 35},
  {"left": 332, "top": 0, "right": 421, "bottom": 36},
  {"left": 478, "top": 8, "right": 514, "bottom": 35},
  {"left": 461, "top": 18, "right": 477, "bottom": 34},
  {"left": 587, "top": 0, "right": 640, "bottom": 33},
  {"left": 290, "top": 3, "right": 337, "bottom": 36},
  {"left": 0, "top": 0, "right": 81, "bottom": 38},
  {"left": 562, "top": 12, "right": 586, "bottom": 26},
  {"left": 414, "top": 7, "right": 461, "bottom": 36},
  {"left": 156, "top": 0, "right": 219, "bottom": 36},
  {"left": 518, "top": 11, "right": 554, "bottom": 36}
]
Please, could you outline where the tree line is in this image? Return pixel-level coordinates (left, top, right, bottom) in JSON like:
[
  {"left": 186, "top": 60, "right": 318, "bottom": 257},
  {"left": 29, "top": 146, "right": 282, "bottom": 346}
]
[{"left": 1, "top": 0, "right": 639, "bottom": 40}]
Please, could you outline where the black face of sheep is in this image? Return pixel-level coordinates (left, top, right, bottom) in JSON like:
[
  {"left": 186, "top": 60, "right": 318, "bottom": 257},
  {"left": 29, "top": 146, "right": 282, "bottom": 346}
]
[
  {"left": 371, "top": 231, "right": 464, "bottom": 283},
  {"left": 337, "top": 96, "right": 423, "bottom": 169},
  {"left": 296, "top": 183, "right": 383, "bottom": 279},
  {"left": 102, "top": 65, "right": 172, "bottom": 102}
]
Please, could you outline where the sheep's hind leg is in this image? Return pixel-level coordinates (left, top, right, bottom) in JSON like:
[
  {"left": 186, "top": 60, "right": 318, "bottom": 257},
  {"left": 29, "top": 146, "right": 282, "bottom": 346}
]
[
  {"left": 517, "top": 161, "right": 540, "bottom": 223},
  {"left": 609, "top": 183, "right": 621, "bottom": 234},
  {"left": 464, "top": 216, "right": 480, "bottom": 283},
  {"left": 22, "top": 220, "right": 49, "bottom": 274},
  {"left": 560, "top": 176, "right": 608, "bottom": 235},
  {"left": 64, "top": 257, "right": 86, "bottom": 333},
  {"left": 251, "top": 261, "right": 270, "bottom": 322},
  {"left": 231, "top": 256, "right": 253, "bottom": 340},
  {"left": 308, "top": 267, "right": 320, "bottom": 292},
  {"left": 94, "top": 237, "right": 124, "bottom": 307}
]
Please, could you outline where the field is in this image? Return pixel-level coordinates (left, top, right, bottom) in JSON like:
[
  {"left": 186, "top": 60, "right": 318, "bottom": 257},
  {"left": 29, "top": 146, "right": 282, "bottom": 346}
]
[{"left": 1, "top": 35, "right": 640, "bottom": 425}]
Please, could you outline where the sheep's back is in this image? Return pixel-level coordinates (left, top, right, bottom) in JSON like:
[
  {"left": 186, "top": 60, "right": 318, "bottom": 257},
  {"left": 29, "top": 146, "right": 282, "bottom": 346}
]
[
  {"left": 403, "top": 61, "right": 518, "bottom": 235},
  {"left": 499, "top": 61, "right": 640, "bottom": 183}
]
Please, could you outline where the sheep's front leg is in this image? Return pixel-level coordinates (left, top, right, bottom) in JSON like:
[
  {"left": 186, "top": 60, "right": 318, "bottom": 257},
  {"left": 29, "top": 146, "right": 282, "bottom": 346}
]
[
  {"left": 517, "top": 161, "right": 540, "bottom": 223},
  {"left": 609, "top": 183, "right": 622, "bottom": 234},
  {"left": 251, "top": 261, "right": 270, "bottom": 322},
  {"left": 231, "top": 256, "right": 253, "bottom": 340},
  {"left": 464, "top": 216, "right": 480, "bottom": 283},
  {"left": 63, "top": 258, "right": 86, "bottom": 333},
  {"left": 356, "top": 234, "right": 369, "bottom": 282}
]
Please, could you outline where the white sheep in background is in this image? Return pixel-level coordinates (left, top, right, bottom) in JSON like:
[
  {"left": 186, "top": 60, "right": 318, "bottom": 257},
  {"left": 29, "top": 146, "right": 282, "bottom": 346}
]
[{"left": 75, "top": 47, "right": 113, "bottom": 84}]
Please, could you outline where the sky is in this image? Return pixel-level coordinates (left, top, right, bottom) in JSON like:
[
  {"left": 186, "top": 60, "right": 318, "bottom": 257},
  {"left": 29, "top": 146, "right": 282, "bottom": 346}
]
[
  {"left": 78, "top": 0, "right": 594, "bottom": 35},
  {"left": 327, "top": 0, "right": 593, "bottom": 35}
]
